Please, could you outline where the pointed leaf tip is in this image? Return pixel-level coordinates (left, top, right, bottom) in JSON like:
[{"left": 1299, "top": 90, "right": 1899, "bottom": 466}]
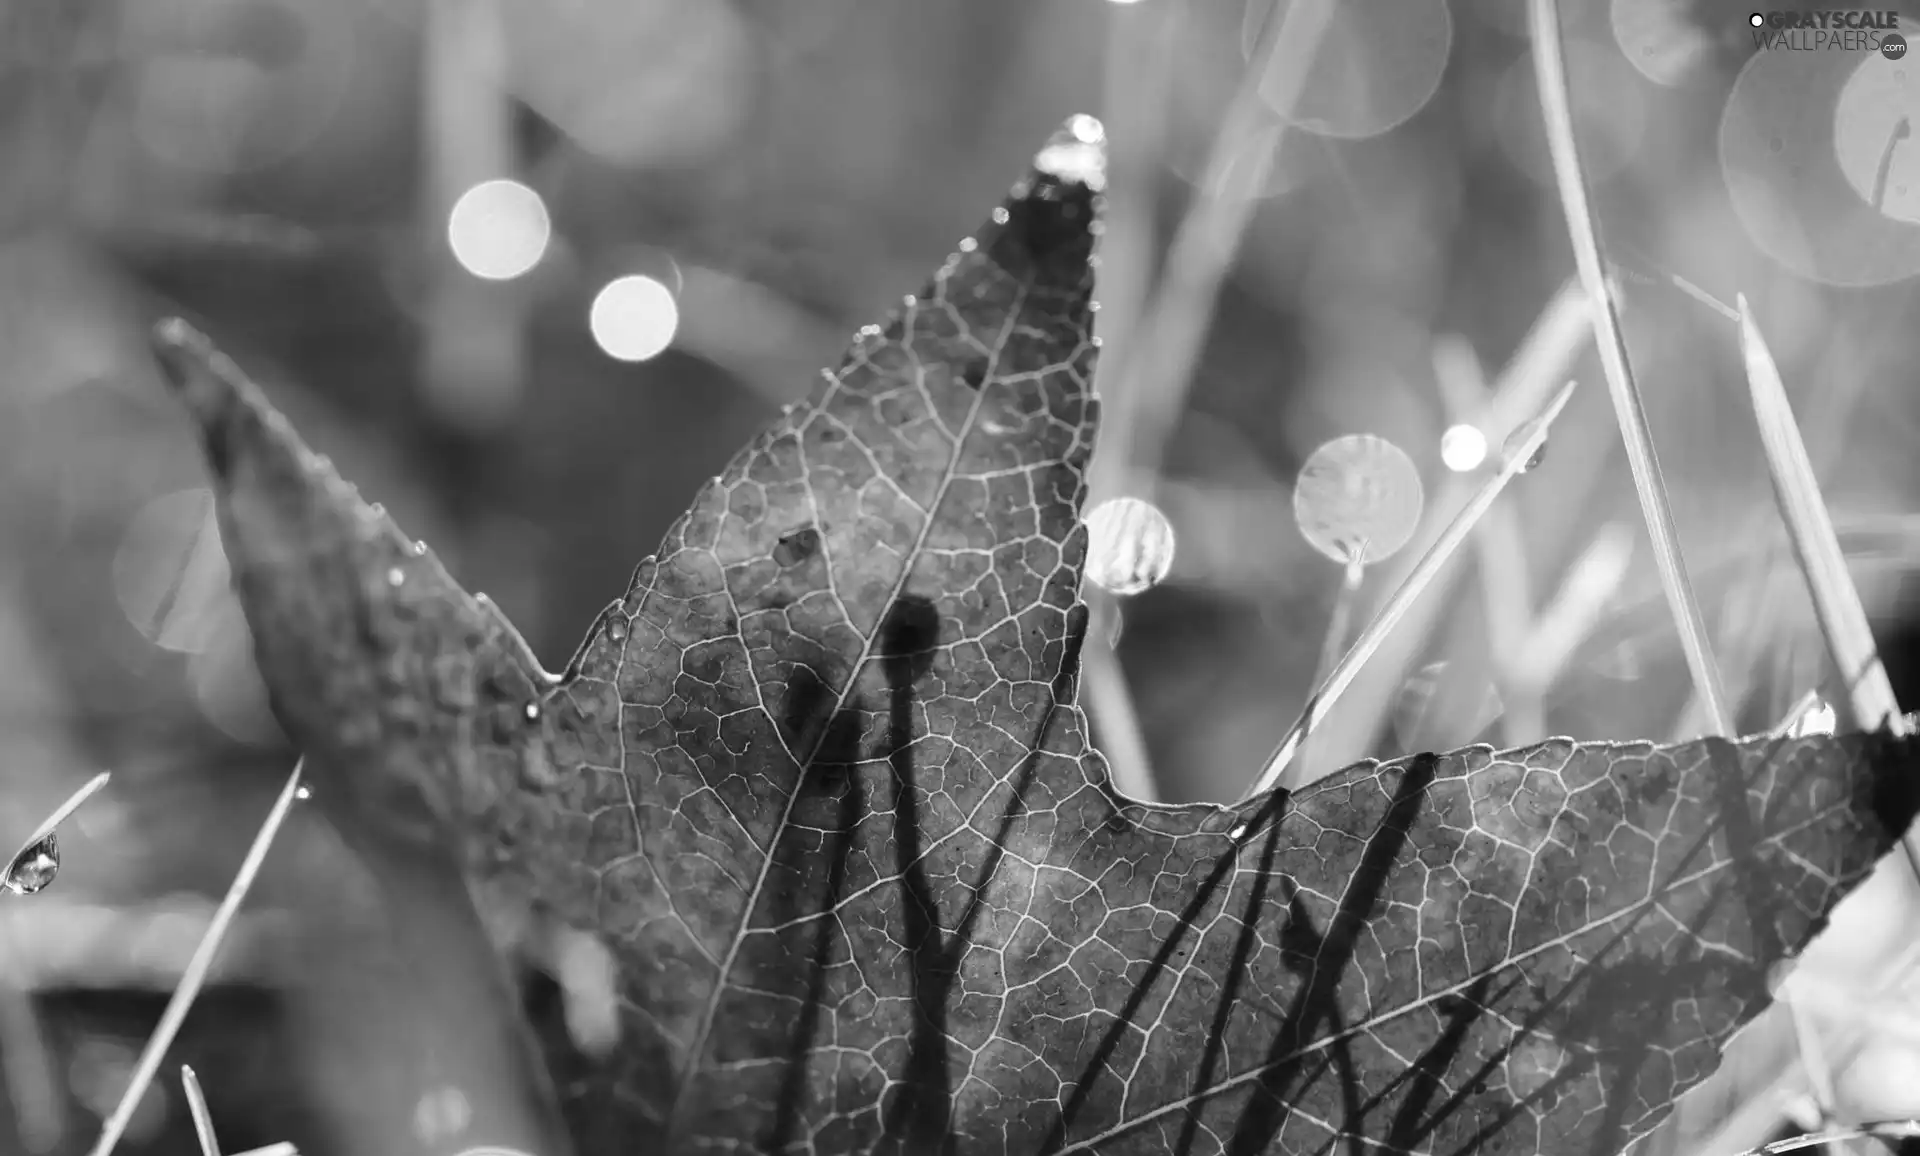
[
  {"left": 1033, "top": 114, "right": 1108, "bottom": 192},
  {"left": 151, "top": 317, "right": 235, "bottom": 421},
  {"left": 989, "top": 119, "right": 1106, "bottom": 292}
]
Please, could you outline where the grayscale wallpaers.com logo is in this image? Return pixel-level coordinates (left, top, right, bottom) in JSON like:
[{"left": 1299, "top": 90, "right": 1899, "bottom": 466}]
[{"left": 1750, "top": 10, "right": 1907, "bottom": 59}]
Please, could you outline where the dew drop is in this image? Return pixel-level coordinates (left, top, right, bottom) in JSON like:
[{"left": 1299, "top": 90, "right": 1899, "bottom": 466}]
[
  {"left": 1089, "top": 300, "right": 1102, "bottom": 312},
  {"left": 295, "top": 785, "right": 312, "bottom": 801},
  {"left": 524, "top": 701, "right": 542, "bottom": 723},
  {"left": 368, "top": 502, "right": 386, "bottom": 518},
  {"left": 3, "top": 832, "right": 59, "bottom": 895},
  {"left": 1083, "top": 497, "right": 1176, "bottom": 597},
  {"left": 475, "top": 592, "right": 491, "bottom": 604},
  {"left": 606, "top": 619, "right": 628, "bottom": 643},
  {"left": 992, "top": 207, "right": 1010, "bottom": 225},
  {"left": 1518, "top": 440, "right": 1548, "bottom": 473},
  {"left": 1227, "top": 823, "right": 1248, "bottom": 841},
  {"left": 902, "top": 294, "right": 917, "bottom": 308},
  {"left": 412, "top": 540, "right": 428, "bottom": 556},
  {"left": 958, "top": 237, "right": 978, "bottom": 253},
  {"left": 386, "top": 566, "right": 406, "bottom": 587}
]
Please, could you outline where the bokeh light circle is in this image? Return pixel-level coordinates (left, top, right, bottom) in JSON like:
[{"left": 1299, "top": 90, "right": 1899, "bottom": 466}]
[
  {"left": 447, "top": 180, "right": 552, "bottom": 281},
  {"left": 1610, "top": 0, "right": 1716, "bottom": 87},
  {"left": 1084, "top": 497, "right": 1177, "bottom": 597},
  {"left": 1293, "top": 434, "right": 1425, "bottom": 565},
  {"left": 1440, "top": 425, "right": 1488, "bottom": 472},
  {"left": 1720, "top": 45, "right": 1920, "bottom": 286},
  {"left": 589, "top": 275, "right": 680, "bottom": 362},
  {"left": 1240, "top": 0, "right": 1453, "bottom": 140},
  {"left": 1833, "top": 53, "right": 1920, "bottom": 226}
]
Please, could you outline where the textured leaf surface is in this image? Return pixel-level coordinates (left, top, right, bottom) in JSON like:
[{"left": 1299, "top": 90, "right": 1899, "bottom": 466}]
[{"left": 153, "top": 123, "right": 1920, "bottom": 1156}]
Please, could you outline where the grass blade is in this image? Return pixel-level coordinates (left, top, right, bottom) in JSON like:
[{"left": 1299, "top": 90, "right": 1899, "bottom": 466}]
[
  {"left": 1244, "top": 380, "right": 1579, "bottom": 799},
  {"left": 1528, "top": 0, "right": 1733, "bottom": 736},
  {"left": 1738, "top": 295, "right": 1907, "bottom": 739},
  {"left": 85, "top": 760, "right": 304, "bottom": 1156},
  {"left": 180, "top": 1065, "right": 221, "bottom": 1156}
]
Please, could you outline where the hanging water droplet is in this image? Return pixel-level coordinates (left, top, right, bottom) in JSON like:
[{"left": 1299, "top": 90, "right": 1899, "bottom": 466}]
[
  {"left": 902, "top": 294, "right": 917, "bottom": 308},
  {"left": 412, "top": 540, "right": 428, "bottom": 556},
  {"left": 524, "top": 701, "right": 542, "bottom": 723},
  {"left": 295, "top": 785, "right": 312, "bottom": 801},
  {"left": 1089, "top": 300, "right": 1102, "bottom": 313},
  {"left": 1227, "top": 823, "right": 1248, "bottom": 841},
  {"left": 475, "top": 592, "right": 491, "bottom": 604},
  {"left": 386, "top": 566, "right": 406, "bottom": 587},
  {"left": 1518, "top": 440, "right": 1548, "bottom": 473},
  {"left": 606, "top": 619, "right": 628, "bottom": 643},
  {"left": 3, "top": 832, "right": 59, "bottom": 896},
  {"left": 992, "top": 207, "right": 1010, "bottom": 225},
  {"left": 958, "top": 236, "right": 978, "bottom": 253}
]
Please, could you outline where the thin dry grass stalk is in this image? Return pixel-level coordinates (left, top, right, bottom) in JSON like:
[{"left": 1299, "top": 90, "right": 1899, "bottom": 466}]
[
  {"left": 85, "top": 760, "right": 305, "bottom": 1156},
  {"left": 1244, "top": 380, "right": 1579, "bottom": 799},
  {"left": 1527, "top": 0, "right": 1734, "bottom": 737}
]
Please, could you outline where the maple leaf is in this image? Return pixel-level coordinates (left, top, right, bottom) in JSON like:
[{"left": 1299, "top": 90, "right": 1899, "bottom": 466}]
[{"left": 150, "top": 120, "right": 1920, "bottom": 1156}]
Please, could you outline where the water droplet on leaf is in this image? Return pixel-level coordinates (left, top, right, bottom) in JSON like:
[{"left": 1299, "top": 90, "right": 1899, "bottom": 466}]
[
  {"left": 1518, "top": 440, "right": 1547, "bottom": 473},
  {"left": 524, "top": 701, "right": 542, "bottom": 723},
  {"left": 1293, "top": 434, "right": 1425, "bottom": 566},
  {"left": 1083, "top": 497, "right": 1176, "bottom": 597},
  {"left": 902, "top": 294, "right": 916, "bottom": 308},
  {"left": 958, "top": 236, "right": 977, "bottom": 253},
  {"left": 412, "top": 540, "right": 428, "bottom": 556},
  {"left": 387, "top": 567, "right": 406, "bottom": 587},
  {"left": 607, "top": 619, "right": 627, "bottom": 643},
  {"left": 992, "top": 207, "right": 1010, "bottom": 225},
  {"left": 4, "top": 832, "right": 59, "bottom": 895},
  {"left": 295, "top": 785, "right": 312, "bottom": 801}
]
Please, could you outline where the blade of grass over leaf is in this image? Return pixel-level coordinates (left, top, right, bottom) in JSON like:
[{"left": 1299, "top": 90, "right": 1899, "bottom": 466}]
[
  {"left": 1528, "top": 0, "right": 1733, "bottom": 737},
  {"left": 1245, "top": 379, "right": 1578, "bottom": 798},
  {"left": 1297, "top": 276, "right": 1596, "bottom": 777},
  {"left": 1738, "top": 295, "right": 1908, "bottom": 742},
  {"left": 86, "top": 760, "right": 303, "bottom": 1156}
]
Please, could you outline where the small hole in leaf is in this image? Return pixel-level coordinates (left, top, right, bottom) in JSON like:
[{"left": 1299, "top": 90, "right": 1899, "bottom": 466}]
[{"left": 774, "top": 527, "right": 821, "bottom": 568}]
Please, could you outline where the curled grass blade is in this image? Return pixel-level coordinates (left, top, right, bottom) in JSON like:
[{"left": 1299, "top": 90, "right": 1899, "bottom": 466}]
[
  {"left": 85, "top": 760, "right": 304, "bottom": 1156},
  {"left": 1244, "top": 379, "right": 1579, "bottom": 799},
  {"left": 1528, "top": 0, "right": 1733, "bottom": 736}
]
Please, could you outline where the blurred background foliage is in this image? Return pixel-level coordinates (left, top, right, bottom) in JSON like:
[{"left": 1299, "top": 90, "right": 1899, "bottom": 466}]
[{"left": 3, "top": 0, "right": 1920, "bottom": 1152}]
